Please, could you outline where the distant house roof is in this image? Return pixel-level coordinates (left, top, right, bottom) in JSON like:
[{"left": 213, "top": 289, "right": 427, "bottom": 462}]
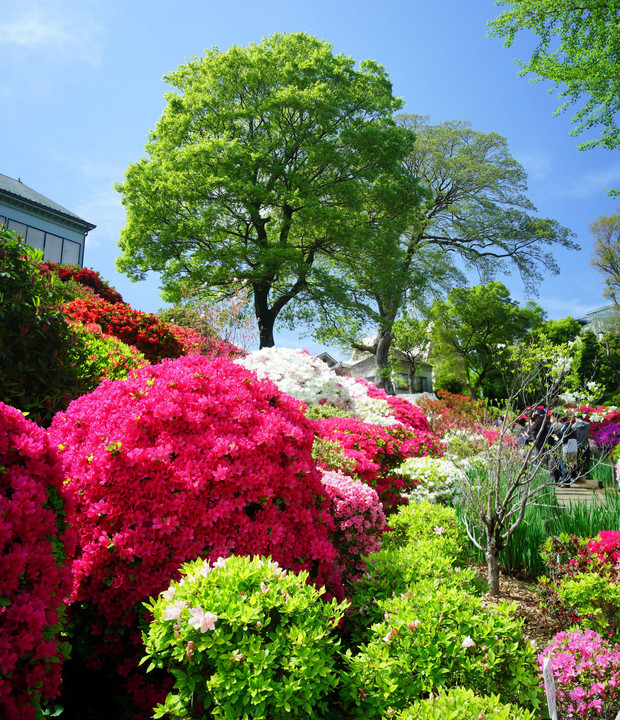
[{"left": 0, "top": 173, "right": 96, "bottom": 232}]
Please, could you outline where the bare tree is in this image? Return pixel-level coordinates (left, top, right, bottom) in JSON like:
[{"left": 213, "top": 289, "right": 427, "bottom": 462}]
[{"left": 456, "top": 340, "right": 599, "bottom": 595}]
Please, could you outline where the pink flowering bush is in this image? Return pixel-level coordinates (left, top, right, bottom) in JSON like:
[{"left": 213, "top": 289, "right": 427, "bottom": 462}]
[
  {"left": 358, "top": 379, "right": 432, "bottom": 433},
  {"left": 0, "top": 402, "right": 75, "bottom": 720},
  {"left": 49, "top": 355, "right": 338, "bottom": 716},
  {"left": 314, "top": 417, "right": 443, "bottom": 512},
  {"left": 319, "top": 469, "right": 387, "bottom": 586},
  {"left": 539, "top": 628, "right": 620, "bottom": 719}
]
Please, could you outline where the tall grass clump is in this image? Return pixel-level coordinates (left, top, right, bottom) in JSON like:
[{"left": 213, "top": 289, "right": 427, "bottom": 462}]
[{"left": 457, "top": 486, "right": 620, "bottom": 577}]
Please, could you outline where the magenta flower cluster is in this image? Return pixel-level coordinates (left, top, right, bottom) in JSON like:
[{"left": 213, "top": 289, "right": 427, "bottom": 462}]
[
  {"left": 540, "top": 628, "right": 620, "bottom": 718},
  {"left": 49, "top": 355, "right": 339, "bottom": 712},
  {"left": 319, "top": 469, "right": 387, "bottom": 586},
  {"left": 594, "top": 423, "right": 620, "bottom": 452},
  {"left": 314, "top": 416, "right": 443, "bottom": 512},
  {"left": 0, "top": 402, "right": 75, "bottom": 720}
]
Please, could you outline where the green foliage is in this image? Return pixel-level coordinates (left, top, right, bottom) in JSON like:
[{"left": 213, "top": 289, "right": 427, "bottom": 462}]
[
  {"left": 305, "top": 404, "right": 355, "bottom": 421},
  {"left": 116, "top": 31, "right": 416, "bottom": 347},
  {"left": 529, "top": 316, "right": 582, "bottom": 345},
  {"left": 554, "top": 571, "right": 620, "bottom": 641},
  {"left": 341, "top": 579, "right": 542, "bottom": 717},
  {"left": 396, "top": 686, "right": 537, "bottom": 720},
  {"left": 0, "top": 227, "right": 89, "bottom": 425},
  {"left": 311, "top": 436, "right": 357, "bottom": 475},
  {"left": 489, "top": 0, "right": 620, "bottom": 164},
  {"left": 429, "top": 281, "right": 545, "bottom": 400},
  {"left": 346, "top": 502, "right": 478, "bottom": 647},
  {"left": 69, "top": 323, "right": 148, "bottom": 387},
  {"left": 143, "top": 555, "right": 348, "bottom": 719}
]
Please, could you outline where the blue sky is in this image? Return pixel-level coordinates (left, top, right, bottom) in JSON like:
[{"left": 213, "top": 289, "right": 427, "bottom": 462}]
[{"left": 2, "top": 0, "right": 619, "bottom": 359}]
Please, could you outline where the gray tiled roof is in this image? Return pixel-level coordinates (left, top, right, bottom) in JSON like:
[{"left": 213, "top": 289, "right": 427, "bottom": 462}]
[{"left": 0, "top": 173, "right": 95, "bottom": 230}]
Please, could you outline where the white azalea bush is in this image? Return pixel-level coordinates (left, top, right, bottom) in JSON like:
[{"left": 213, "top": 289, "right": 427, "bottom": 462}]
[
  {"left": 238, "top": 347, "right": 399, "bottom": 425},
  {"left": 396, "top": 456, "right": 464, "bottom": 505},
  {"left": 143, "top": 555, "right": 348, "bottom": 719},
  {"left": 238, "top": 347, "right": 353, "bottom": 410}
]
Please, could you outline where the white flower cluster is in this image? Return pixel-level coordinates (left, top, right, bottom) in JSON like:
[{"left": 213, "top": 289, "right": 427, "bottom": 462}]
[
  {"left": 338, "top": 376, "right": 399, "bottom": 426},
  {"left": 238, "top": 347, "right": 354, "bottom": 409},
  {"left": 238, "top": 347, "right": 401, "bottom": 425},
  {"left": 396, "top": 455, "right": 465, "bottom": 505}
]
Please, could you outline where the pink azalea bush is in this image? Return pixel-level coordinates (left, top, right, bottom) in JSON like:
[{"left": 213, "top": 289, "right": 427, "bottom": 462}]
[
  {"left": 0, "top": 402, "right": 75, "bottom": 720},
  {"left": 319, "top": 469, "right": 387, "bottom": 586},
  {"left": 314, "top": 417, "right": 442, "bottom": 512},
  {"left": 539, "top": 628, "right": 620, "bottom": 719},
  {"left": 359, "top": 379, "right": 432, "bottom": 433},
  {"left": 49, "top": 355, "right": 339, "bottom": 716}
]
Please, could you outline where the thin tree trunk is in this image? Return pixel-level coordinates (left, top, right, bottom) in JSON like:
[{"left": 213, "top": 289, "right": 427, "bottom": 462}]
[
  {"left": 253, "top": 284, "right": 276, "bottom": 348},
  {"left": 485, "top": 543, "right": 500, "bottom": 596}
]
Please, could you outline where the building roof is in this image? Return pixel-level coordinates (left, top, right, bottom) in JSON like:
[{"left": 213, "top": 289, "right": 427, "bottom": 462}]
[{"left": 0, "top": 173, "right": 96, "bottom": 231}]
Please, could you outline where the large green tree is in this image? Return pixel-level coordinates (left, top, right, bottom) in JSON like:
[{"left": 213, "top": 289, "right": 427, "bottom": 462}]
[
  {"left": 304, "top": 114, "right": 576, "bottom": 389},
  {"left": 429, "top": 282, "right": 545, "bottom": 400},
  {"left": 115, "top": 32, "right": 420, "bottom": 348},
  {"left": 489, "top": 1, "right": 620, "bottom": 162}
]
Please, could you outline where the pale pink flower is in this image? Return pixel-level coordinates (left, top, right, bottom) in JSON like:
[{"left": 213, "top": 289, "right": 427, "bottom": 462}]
[
  {"left": 434, "top": 526, "right": 444, "bottom": 535},
  {"left": 461, "top": 635, "right": 476, "bottom": 648},
  {"left": 188, "top": 606, "right": 218, "bottom": 633},
  {"left": 163, "top": 600, "right": 185, "bottom": 620}
]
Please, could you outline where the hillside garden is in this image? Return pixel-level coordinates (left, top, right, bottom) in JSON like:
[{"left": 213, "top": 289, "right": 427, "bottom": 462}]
[{"left": 2, "top": 226, "right": 620, "bottom": 719}]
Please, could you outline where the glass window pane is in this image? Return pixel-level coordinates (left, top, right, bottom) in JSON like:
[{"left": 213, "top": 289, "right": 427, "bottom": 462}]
[
  {"left": 44, "top": 234, "right": 63, "bottom": 263},
  {"left": 61, "top": 239, "right": 81, "bottom": 266},
  {"left": 26, "top": 227, "right": 45, "bottom": 251},
  {"left": 8, "top": 219, "right": 27, "bottom": 239}
]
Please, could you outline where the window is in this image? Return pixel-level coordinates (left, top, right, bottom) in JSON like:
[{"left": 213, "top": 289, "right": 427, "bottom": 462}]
[
  {"left": 44, "top": 234, "right": 63, "bottom": 263},
  {"left": 8, "top": 219, "right": 27, "bottom": 239},
  {"left": 26, "top": 227, "right": 45, "bottom": 251},
  {"left": 2, "top": 214, "right": 83, "bottom": 266},
  {"left": 62, "top": 239, "right": 81, "bottom": 265}
]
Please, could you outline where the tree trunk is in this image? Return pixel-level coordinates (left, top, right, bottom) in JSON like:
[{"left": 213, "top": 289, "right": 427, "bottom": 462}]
[
  {"left": 253, "top": 284, "right": 276, "bottom": 348},
  {"left": 374, "top": 330, "right": 395, "bottom": 395},
  {"left": 485, "top": 544, "right": 500, "bottom": 596}
]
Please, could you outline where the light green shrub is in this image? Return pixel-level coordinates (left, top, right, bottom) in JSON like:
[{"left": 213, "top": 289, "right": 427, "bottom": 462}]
[
  {"left": 396, "top": 686, "right": 537, "bottom": 720},
  {"left": 143, "top": 555, "right": 348, "bottom": 719},
  {"left": 342, "top": 580, "right": 542, "bottom": 718}
]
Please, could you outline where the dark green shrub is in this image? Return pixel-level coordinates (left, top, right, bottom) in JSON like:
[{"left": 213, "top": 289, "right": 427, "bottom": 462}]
[{"left": 0, "top": 228, "right": 88, "bottom": 425}]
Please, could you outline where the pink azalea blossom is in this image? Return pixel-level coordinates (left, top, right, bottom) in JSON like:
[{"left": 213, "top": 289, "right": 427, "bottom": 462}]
[{"left": 188, "top": 606, "right": 218, "bottom": 633}]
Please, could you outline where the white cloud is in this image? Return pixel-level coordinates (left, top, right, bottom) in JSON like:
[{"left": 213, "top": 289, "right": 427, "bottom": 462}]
[
  {"left": 515, "top": 149, "right": 553, "bottom": 182},
  {"left": 1, "top": 4, "right": 103, "bottom": 65},
  {"left": 560, "top": 163, "right": 620, "bottom": 200}
]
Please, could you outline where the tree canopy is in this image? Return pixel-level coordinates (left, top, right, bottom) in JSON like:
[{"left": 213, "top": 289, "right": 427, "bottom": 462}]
[
  {"left": 304, "top": 114, "right": 576, "bottom": 388},
  {"left": 429, "top": 281, "right": 545, "bottom": 399},
  {"left": 590, "top": 207, "right": 620, "bottom": 305},
  {"left": 115, "top": 32, "right": 420, "bottom": 347},
  {"left": 489, "top": 1, "right": 620, "bottom": 163}
]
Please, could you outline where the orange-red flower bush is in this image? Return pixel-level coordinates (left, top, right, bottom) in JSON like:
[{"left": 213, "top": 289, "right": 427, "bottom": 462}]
[
  {"left": 0, "top": 403, "right": 75, "bottom": 720},
  {"left": 63, "top": 296, "right": 184, "bottom": 363},
  {"left": 40, "top": 262, "right": 125, "bottom": 304}
]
